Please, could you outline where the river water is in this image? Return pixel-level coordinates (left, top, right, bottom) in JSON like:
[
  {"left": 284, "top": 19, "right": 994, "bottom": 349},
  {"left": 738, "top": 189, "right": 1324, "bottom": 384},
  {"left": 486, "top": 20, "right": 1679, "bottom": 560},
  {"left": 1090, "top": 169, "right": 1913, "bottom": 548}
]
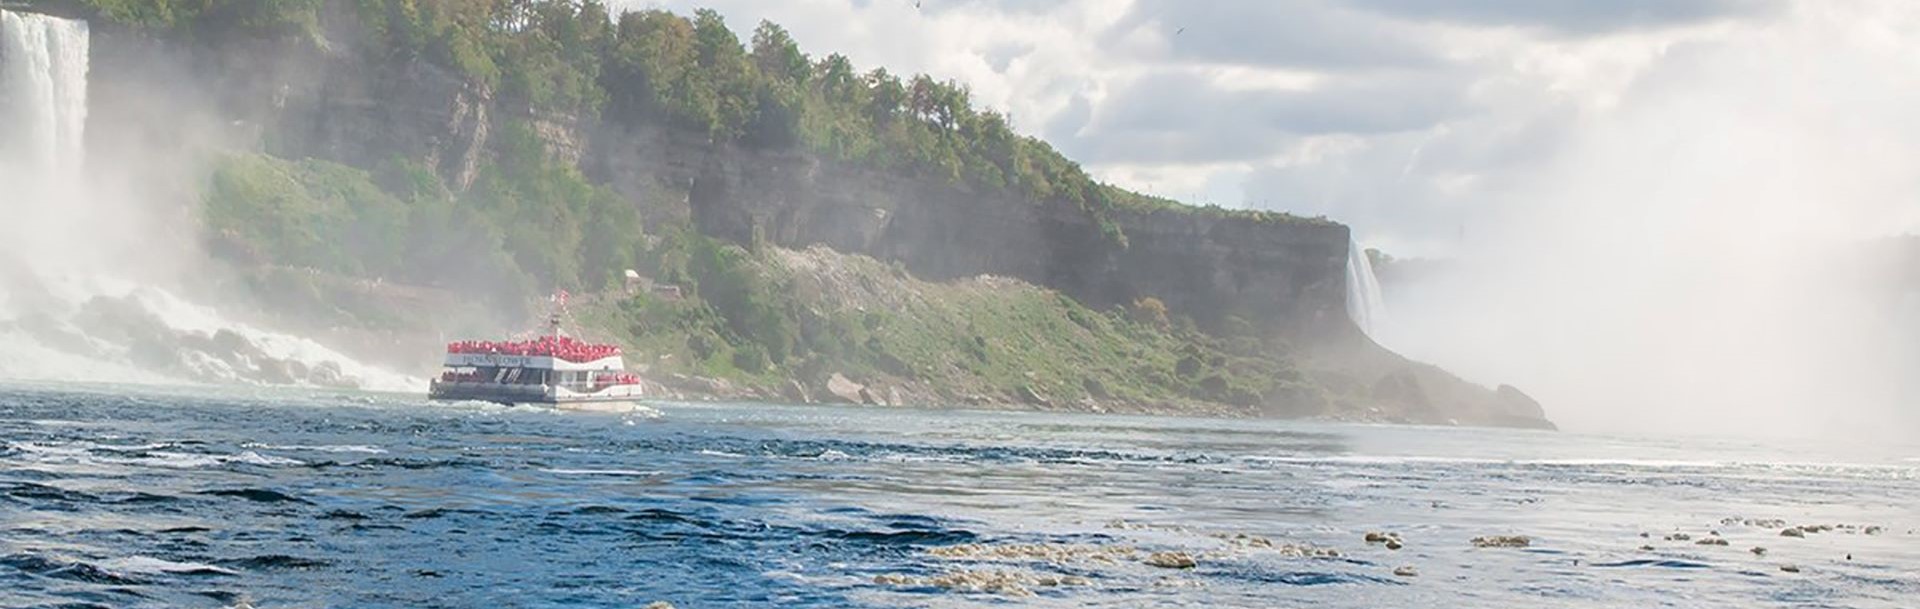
[{"left": 2, "top": 383, "right": 1915, "bottom": 608}]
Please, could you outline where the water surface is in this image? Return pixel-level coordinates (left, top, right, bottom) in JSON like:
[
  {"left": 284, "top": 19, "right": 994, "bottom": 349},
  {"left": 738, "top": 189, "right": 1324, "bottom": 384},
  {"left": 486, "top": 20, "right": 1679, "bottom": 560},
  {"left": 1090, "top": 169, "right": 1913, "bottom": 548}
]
[{"left": 2, "top": 383, "right": 1914, "bottom": 608}]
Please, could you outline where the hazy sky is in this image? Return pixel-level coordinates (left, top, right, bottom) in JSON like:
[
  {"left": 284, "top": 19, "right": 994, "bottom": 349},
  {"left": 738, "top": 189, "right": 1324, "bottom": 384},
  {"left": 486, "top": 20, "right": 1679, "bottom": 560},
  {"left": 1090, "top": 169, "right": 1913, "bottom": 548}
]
[{"left": 600, "top": 0, "right": 1920, "bottom": 256}]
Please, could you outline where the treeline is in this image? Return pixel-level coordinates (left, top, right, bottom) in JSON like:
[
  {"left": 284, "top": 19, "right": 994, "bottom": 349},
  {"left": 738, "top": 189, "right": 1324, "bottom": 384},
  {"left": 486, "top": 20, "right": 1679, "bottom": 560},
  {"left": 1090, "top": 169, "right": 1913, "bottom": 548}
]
[
  {"left": 203, "top": 122, "right": 643, "bottom": 311},
  {"left": 64, "top": 0, "right": 1322, "bottom": 238}
]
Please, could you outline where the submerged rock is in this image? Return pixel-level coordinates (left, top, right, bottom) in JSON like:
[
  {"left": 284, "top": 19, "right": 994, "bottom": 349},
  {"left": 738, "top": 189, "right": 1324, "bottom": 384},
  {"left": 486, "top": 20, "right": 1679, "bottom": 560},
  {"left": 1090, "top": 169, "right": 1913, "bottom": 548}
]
[
  {"left": 1472, "top": 535, "right": 1531, "bottom": 548},
  {"left": 1780, "top": 564, "right": 1801, "bottom": 573},
  {"left": 1393, "top": 566, "right": 1418, "bottom": 577},
  {"left": 1781, "top": 528, "right": 1806, "bottom": 538},
  {"left": 1696, "top": 537, "right": 1729, "bottom": 546},
  {"left": 1751, "top": 547, "right": 1767, "bottom": 556}
]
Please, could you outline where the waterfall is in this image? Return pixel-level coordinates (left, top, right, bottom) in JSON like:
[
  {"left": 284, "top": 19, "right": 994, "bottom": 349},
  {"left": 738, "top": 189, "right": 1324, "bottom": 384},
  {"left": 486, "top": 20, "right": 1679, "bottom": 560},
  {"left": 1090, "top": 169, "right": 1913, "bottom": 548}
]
[
  {"left": 0, "top": 10, "right": 420, "bottom": 392},
  {"left": 1346, "top": 237, "right": 1386, "bottom": 338},
  {"left": 0, "top": 10, "right": 87, "bottom": 178}
]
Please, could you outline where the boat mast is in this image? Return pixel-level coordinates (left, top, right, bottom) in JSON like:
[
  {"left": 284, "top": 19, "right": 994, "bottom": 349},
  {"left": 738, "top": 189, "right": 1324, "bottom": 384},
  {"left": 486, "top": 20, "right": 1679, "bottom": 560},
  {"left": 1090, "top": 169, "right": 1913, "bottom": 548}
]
[{"left": 548, "top": 291, "right": 566, "bottom": 339}]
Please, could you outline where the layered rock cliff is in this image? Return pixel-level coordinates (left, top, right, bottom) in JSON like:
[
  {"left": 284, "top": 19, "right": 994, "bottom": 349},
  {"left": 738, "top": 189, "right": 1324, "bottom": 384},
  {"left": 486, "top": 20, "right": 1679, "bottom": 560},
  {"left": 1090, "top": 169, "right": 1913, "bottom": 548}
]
[{"left": 68, "top": 4, "right": 1554, "bottom": 429}]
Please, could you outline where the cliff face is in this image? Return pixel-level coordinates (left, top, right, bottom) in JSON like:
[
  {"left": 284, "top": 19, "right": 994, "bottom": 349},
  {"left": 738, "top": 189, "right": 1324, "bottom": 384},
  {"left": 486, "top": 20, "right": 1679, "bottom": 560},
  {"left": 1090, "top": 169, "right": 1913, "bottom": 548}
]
[
  {"left": 585, "top": 122, "right": 1353, "bottom": 334},
  {"left": 77, "top": 10, "right": 1554, "bottom": 430}
]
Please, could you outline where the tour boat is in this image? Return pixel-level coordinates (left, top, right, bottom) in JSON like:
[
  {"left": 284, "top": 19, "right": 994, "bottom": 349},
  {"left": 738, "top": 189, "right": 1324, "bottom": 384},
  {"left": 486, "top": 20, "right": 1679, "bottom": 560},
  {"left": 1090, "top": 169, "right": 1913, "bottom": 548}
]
[{"left": 428, "top": 294, "right": 648, "bottom": 413}]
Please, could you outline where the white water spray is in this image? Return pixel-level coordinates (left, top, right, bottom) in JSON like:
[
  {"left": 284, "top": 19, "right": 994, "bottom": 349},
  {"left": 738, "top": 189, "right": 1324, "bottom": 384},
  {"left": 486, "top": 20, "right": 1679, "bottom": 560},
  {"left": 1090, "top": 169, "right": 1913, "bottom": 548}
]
[
  {"left": 0, "top": 10, "right": 419, "bottom": 392},
  {"left": 1345, "top": 238, "right": 1386, "bottom": 338}
]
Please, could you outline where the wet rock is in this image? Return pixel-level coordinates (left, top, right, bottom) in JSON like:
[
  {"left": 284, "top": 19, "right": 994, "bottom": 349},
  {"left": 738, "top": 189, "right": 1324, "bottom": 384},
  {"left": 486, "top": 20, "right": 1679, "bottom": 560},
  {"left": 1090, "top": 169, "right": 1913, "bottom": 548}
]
[
  {"left": 1386, "top": 539, "right": 1404, "bottom": 551},
  {"left": 1145, "top": 552, "right": 1197, "bottom": 569},
  {"left": 1365, "top": 531, "right": 1396, "bottom": 543},
  {"left": 1472, "top": 535, "right": 1531, "bottom": 548},
  {"left": 1695, "top": 537, "right": 1729, "bottom": 546},
  {"left": 1781, "top": 528, "right": 1805, "bottom": 538},
  {"left": 1639, "top": 545, "right": 1656, "bottom": 551},
  {"left": 1665, "top": 533, "right": 1693, "bottom": 542},
  {"left": 1864, "top": 526, "right": 1885, "bottom": 536},
  {"left": 1751, "top": 547, "right": 1767, "bottom": 556},
  {"left": 1393, "top": 566, "right": 1418, "bottom": 577},
  {"left": 1780, "top": 564, "right": 1801, "bottom": 573}
]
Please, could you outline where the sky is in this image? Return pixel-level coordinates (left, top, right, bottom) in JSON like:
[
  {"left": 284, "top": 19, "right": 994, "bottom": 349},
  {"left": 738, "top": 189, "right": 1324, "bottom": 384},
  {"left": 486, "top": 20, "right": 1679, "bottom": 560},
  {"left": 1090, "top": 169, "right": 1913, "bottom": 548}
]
[{"left": 608, "top": 0, "right": 1920, "bottom": 439}]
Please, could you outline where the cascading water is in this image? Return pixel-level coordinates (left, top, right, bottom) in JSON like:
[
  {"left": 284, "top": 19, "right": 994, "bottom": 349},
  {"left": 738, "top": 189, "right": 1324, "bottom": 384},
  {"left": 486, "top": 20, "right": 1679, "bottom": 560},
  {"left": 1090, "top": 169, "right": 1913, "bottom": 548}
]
[
  {"left": 1345, "top": 237, "right": 1386, "bottom": 338},
  {"left": 0, "top": 10, "right": 418, "bottom": 392}
]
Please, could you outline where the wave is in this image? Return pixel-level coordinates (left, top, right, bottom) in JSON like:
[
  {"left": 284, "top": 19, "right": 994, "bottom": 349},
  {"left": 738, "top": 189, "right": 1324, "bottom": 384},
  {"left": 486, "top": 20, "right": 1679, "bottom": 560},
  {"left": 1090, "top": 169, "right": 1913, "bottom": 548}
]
[
  {"left": 243, "top": 443, "right": 387, "bottom": 454},
  {"left": 541, "top": 468, "right": 662, "bottom": 476},
  {"left": 101, "top": 556, "right": 240, "bottom": 577},
  {"left": 8, "top": 441, "right": 305, "bottom": 469}
]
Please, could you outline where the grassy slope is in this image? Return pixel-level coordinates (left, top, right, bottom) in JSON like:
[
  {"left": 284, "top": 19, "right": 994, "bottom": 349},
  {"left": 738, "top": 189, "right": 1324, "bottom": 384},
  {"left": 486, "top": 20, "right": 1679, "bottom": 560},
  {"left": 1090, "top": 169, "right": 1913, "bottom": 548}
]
[{"left": 574, "top": 244, "right": 1304, "bottom": 412}]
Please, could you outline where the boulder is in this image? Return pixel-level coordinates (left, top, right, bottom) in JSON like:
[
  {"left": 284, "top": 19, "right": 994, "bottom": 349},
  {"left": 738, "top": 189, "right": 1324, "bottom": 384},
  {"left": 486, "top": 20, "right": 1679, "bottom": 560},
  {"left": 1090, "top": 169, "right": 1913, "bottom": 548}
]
[{"left": 824, "top": 373, "right": 866, "bottom": 404}]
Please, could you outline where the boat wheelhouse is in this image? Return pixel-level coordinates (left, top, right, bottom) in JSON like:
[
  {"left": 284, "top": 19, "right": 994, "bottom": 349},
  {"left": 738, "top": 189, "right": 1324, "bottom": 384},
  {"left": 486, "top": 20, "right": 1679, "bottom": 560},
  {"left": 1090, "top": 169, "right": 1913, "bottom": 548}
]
[{"left": 428, "top": 297, "right": 647, "bottom": 412}]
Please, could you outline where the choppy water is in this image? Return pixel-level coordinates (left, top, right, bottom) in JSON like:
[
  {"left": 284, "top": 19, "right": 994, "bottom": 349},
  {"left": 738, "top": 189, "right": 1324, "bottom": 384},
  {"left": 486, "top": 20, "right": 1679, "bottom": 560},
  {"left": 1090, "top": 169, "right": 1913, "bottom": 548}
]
[{"left": 2, "top": 383, "right": 1915, "bottom": 608}]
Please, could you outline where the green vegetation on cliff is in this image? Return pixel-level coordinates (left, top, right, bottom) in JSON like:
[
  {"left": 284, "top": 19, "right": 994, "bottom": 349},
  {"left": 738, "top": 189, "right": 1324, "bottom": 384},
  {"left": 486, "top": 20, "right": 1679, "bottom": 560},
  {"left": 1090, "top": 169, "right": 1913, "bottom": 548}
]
[
  {"left": 57, "top": 0, "right": 1327, "bottom": 243},
  {"left": 202, "top": 150, "right": 1304, "bottom": 409},
  {"left": 575, "top": 243, "right": 1308, "bottom": 409},
  {"left": 204, "top": 120, "right": 650, "bottom": 309}
]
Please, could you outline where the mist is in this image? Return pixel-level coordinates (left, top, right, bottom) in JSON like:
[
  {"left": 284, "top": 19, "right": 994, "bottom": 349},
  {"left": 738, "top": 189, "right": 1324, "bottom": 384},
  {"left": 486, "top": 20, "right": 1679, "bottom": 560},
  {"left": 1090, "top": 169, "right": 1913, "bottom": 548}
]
[
  {"left": 0, "top": 10, "right": 419, "bottom": 391},
  {"left": 1376, "top": 1, "right": 1920, "bottom": 441}
]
